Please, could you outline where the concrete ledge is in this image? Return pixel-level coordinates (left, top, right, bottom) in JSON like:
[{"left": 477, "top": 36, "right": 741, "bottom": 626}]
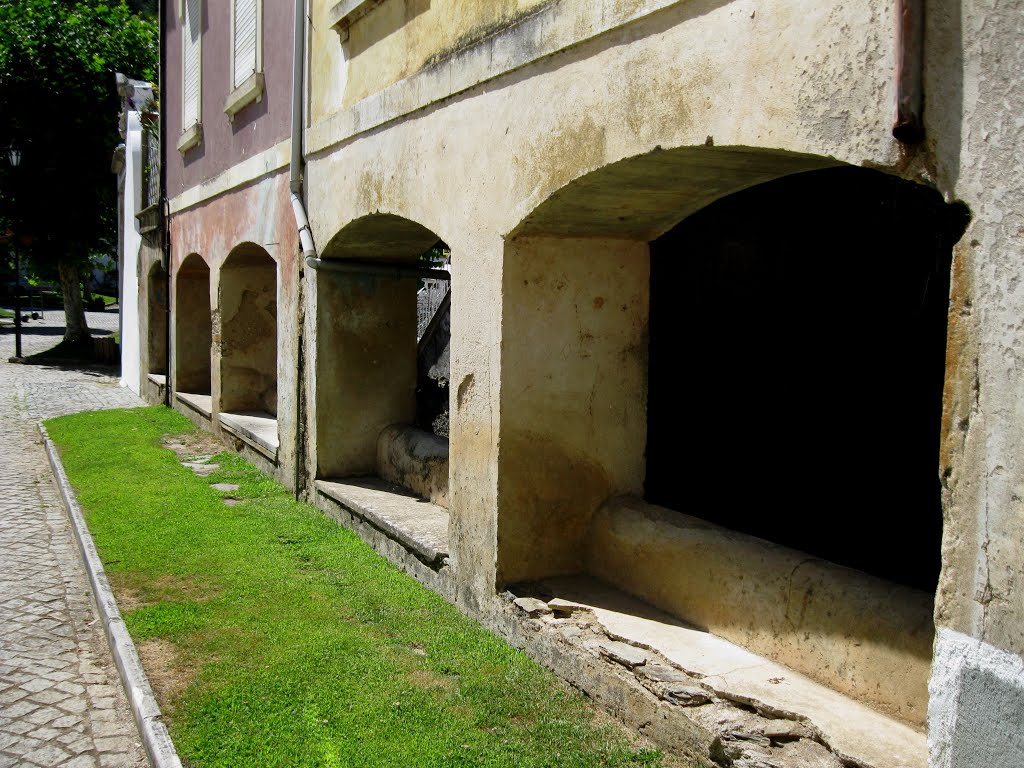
[
  {"left": 377, "top": 423, "right": 449, "bottom": 508},
  {"left": 147, "top": 373, "right": 167, "bottom": 387},
  {"left": 218, "top": 410, "right": 279, "bottom": 462},
  {"left": 587, "top": 497, "right": 934, "bottom": 727},
  {"left": 530, "top": 576, "right": 927, "bottom": 768},
  {"left": 316, "top": 477, "right": 449, "bottom": 567},
  {"left": 929, "top": 628, "right": 1024, "bottom": 768},
  {"left": 328, "top": 0, "right": 385, "bottom": 40},
  {"left": 40, "top": 423, "right": 184, "bottom": 768},
  {"left": 175, "top": 391, "right": 212, "bottom": 418},
  {"left": 176, "top": 122, "right": 202, "bottom": 154},
  {"left": 223, "top": 72, "right": 265, "bottom": 121}
]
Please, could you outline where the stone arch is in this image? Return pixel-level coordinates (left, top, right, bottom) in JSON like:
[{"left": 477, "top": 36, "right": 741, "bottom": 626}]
[
  {"left": 218, "top": 243, "right": 278, "bottom": 417},
  {"left": 174, "top": 253, "right": 211, "bottom": 396},
  {"left": 497, "top": 144, "right": 968, "bottom": 725},
  {"left": 146, "top": 261, "right": 168, "bottom": 376},
  {"left": 315, "top": 213, "right": 450, "bottom": 507}
]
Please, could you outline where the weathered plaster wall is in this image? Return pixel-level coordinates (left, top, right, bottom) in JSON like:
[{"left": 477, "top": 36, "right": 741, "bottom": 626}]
[
  {"left": 498, "top": 236, "right": 649, "bottom": 583},
  {"left": 310, "top": 0, "right": 552, "bottom": 117},
  {"left": 220, "top": 251, "right": 278, "bottom": 415},
  {"left": 924, "top": 0, "right": 1024, "bottom": 762},
  {"left": 168, "top": 171, "right": 299, "bottom": 487},
  {"left": 929, "top": 0, "right": 1024, "bottom": 657},
  {"left": 164, "top": 1, "right": 293, "bottom": 198},
  {"left": 314, "top": 269, "right": 417, "bottom": 477},
  {"left": 304, "top": 0, "right": 904, "bottom": 603}
]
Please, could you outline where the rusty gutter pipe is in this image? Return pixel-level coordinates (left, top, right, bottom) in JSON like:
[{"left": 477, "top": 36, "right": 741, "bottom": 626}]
[
  {"left": 290, "top": 0, "right": 317, "bottom": 260},
  {"left": 304, "top": 258, "right": 452, "bottom": 281},
  {"left": 160, "top": 0, "right": 171, "bottom": 407},
  {"left": 893, "top": 0, "right": 924, "bottom": 143}
]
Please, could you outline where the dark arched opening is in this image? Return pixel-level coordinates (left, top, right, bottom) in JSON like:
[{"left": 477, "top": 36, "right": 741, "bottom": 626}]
[
  {"left": 147, "top": 262, "right": 167, "bottom": 376},
  {"left": 174, "top": 254, "right": 211, "bottom": 396},
  {"left": 645, "top": 166, "right": 969, "bottom": 590}
]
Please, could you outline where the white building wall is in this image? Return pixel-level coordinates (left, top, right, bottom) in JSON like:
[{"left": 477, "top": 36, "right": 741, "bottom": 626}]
[{"left": 119, "top": 110, "right": 142, "bottom": 393}]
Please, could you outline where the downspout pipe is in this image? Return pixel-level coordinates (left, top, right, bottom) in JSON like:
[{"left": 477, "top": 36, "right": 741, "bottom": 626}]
[
  {"left": 291, "top": 0, "right": 317, "bottom": 260},
  {"left": 160, "top": 0, "right": 171, "bottom": 407},
  {"left": 893, "top": 0, "right": 924, "bottom": 144}
]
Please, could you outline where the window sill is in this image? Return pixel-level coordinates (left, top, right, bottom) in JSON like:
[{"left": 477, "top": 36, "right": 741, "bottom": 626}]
[
  {"left": 224, "top": 72, "right": 265, "bottom": 121},
  {"left": 176, "top": 123, "right": 202, "bottom": 154},
  {"left": 328, "top": 0, "right": 385, "bottom": 41}
]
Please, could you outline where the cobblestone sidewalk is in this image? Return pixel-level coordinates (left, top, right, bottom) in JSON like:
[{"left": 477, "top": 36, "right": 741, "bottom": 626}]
[{"left": 0, "top": 311, "right": 149, "bottom": 768}]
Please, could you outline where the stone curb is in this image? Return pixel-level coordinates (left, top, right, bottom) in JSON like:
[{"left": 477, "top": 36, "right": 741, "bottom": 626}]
[{"left": 39, "top": 423, "right": 184, "bottom": 768}]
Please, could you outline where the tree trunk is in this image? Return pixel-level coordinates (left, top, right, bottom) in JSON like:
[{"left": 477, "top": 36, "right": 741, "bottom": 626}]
[{"left": 58, "top": 259, "right": 90, "bottom": 343}]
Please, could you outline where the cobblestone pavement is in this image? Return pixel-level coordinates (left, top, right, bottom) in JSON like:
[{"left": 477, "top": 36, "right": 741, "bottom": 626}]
[{"left": 0, "top": 309, "right": 149, "bottom": 767}]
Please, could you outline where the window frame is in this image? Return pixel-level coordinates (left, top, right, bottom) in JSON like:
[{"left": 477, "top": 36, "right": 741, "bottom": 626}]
[
  {"left": 177, "top": 0, "right": 203, "bottom": 153},
  {"left": 224, "top": 0, "right": 265, "bottom": 121}
]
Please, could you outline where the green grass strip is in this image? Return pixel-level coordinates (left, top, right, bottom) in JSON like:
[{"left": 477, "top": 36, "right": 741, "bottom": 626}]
[{"left": 46, "top": 407, "right": 668, "bottom": 768}]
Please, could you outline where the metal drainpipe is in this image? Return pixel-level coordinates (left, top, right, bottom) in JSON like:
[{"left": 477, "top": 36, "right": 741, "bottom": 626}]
[
  {"left": 290, "top": 0, "right": 316, "bottom": 499},
  {"left": 893, "top": 0, "right": 924, "bottom": 144},
  {"left": 305, "top": 258, "right": 452, "bottom": 281},
  {"left": 291, "top": 0, "right": 317, "bottom": 261},
  {"left": 160, "top": 0, "right": 171, "bottom": 407}
]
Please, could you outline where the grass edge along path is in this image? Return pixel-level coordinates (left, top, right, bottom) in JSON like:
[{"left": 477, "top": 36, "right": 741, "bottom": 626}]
[{"left": 46, "top": 406, "right": 670, "bottom": 768}]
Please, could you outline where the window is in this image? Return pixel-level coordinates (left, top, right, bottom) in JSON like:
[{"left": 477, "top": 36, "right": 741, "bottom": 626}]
[
  {"left": 224, "top": 0, "right": 264, "bottom": 120},
  {"left": 177, "top": 0, "right": 202, "bottom": 152}
]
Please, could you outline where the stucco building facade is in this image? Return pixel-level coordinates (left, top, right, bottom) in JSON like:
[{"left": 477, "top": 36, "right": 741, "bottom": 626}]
[{"left": 145, "top": 1, "right": 1024, "bottom": 765}]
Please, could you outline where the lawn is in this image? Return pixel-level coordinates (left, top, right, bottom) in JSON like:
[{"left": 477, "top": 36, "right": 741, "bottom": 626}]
[{"left": 46, "top": 407, "right": 671, "bottom": 768}]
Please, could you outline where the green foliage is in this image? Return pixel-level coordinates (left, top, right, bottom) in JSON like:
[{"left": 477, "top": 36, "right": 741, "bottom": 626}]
[
  {"left": 46, "top": 407, "right": 669, "bottom": 768},
  {"left": 0, "top": 1, "right": 157, "bottom": 270}
]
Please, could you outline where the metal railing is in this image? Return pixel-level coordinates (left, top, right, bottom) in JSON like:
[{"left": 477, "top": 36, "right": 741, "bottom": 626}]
[{"left": 140, "top": 118, "right": 160, "bottom": 211}]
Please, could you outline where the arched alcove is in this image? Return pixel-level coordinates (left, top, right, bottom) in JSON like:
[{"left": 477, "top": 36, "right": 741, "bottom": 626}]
[
  {"left": 175, "top": 254, "right": 212, "bottom": 397},
  {"left": 644, "top": 165, "right": 967, "bottom": 591},
  {"left": 147, "top": 262, "right": 168, "bottom": 376},
  {"left": 218, "top": 243, "right": 278, "bottom": 417},
  {"left": 315, "top": 213, "right": 451, "bottom": 508},
  {"left": 498, "top": 145, "right": 969, "bottom": 724}
]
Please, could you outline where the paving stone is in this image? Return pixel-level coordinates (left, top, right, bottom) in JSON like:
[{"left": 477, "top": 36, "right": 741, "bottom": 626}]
[
  {"left": 23, "top": 742, "right": 72, "bottom": 765},
  {"left": 0, "top": 313, "right": 147, "bottom": 768}
]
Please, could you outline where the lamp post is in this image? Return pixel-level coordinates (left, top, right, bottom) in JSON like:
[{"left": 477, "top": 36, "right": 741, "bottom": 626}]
[{"left": 7, "top": 143, "right": 23, "bottom": 361}]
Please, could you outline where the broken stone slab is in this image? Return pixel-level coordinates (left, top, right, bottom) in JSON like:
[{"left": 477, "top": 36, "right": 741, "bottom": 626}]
[
  {"left": 513, "top": 597, "right": 552, "bottom": 617},
  {"left": 210, "top": 483, "right": 240, "bottom": 492},
  {"left": 664, "top": 685, "right": 712, "bottom": 706},
  {"left": 598, "top": 640, "right": 648, "bottom": 668},
  {"left": 548, "top": 597, "right": 587, "bottom": 617},
  {"left": 639, "top": 664, "right": 690, "bottom": 683},
  {"left": 762, "top": 720, "right": 815, "bottom": 742}
]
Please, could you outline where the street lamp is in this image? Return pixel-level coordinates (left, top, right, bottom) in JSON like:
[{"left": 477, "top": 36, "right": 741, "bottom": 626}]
[{"left": 7, "top": 143, "right": 23, "bottom": 361}]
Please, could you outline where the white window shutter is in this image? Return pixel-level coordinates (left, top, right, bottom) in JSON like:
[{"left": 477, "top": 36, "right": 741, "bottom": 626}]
[
  {"left": 183, "top": 0, "right": 201, "bottom": 127},
  {"left": 234, "top": 0, "right": 258, "bottom": 88}
]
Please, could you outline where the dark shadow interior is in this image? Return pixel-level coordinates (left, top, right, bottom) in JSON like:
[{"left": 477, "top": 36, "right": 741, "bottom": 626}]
[
  {"left": 147, "top": 263, "right": 168, "bottom": 375},
  {"left": 645, "top": 166, "right": 969, "bottom": 591}
]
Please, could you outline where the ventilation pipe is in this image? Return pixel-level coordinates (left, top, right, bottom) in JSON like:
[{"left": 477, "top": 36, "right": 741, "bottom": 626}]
[
  {"left": 893, "top": 0, "right": 924, "bottom": 143},
  {"left": 291, "top": 0, "right": 317, "bottom": 260}
]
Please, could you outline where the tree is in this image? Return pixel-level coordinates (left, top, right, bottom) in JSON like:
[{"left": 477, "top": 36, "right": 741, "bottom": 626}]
[{"left": 0, "top": 1, "right": 157, "bottom": 347}]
